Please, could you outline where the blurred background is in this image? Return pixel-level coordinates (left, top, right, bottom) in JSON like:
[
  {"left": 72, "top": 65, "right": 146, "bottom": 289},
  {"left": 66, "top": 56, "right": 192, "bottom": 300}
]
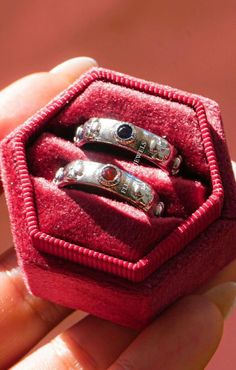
[{"left": 0, "top": 1, "right": 235, "bottom": 368}]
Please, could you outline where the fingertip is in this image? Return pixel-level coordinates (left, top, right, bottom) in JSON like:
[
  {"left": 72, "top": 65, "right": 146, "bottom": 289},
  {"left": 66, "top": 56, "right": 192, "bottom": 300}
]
[
  {"left": 180, "top": 294, "right": 224, "bottom": 335},
  {"left": 49, "top": 56, "right": 98, "bottom": 82},
  {"left": 177, "top": 294, "right": 224, "bottom": 366},
  {"left": 0, "top": 57, "right": 98, "bottom": 138},
  {"left": 109, "top": 295, "right": 224, "bottom": 370},
  {"left": 204, "top": 281, "right": 236, "bottom": 319}
]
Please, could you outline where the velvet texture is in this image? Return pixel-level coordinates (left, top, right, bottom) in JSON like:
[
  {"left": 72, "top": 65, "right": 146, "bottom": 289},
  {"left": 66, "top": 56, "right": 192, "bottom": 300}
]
[
  {"left": 1, "top": 68, "right": 236, "bottom": 328},
  {"left": 26, "top": 79, "right": 210, "bottom": 262},
  {"left": 27, "top": 132, "right": 207, "bottom": 262}
]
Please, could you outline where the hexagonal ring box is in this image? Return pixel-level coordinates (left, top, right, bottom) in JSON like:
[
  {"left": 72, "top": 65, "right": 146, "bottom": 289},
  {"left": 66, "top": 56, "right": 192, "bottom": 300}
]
[{"left": 1, "top": 68, "right": 236, "bottom": 329}]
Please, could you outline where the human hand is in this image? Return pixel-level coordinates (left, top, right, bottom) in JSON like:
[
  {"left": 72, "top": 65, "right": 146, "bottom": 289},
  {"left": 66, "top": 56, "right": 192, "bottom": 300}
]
[{"left": 0, "top": 57, "right": 236, "bottom": 370}]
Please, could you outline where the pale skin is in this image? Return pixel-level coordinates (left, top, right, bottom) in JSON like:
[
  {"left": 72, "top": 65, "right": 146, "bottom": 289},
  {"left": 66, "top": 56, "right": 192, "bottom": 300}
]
[{"left": 0, "top": 57, "right": 236, "bottom": 370}]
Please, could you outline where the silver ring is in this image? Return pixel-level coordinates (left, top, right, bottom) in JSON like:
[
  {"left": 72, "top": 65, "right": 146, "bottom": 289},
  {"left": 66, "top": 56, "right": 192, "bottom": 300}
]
[
  {"left": 74, "top": 118, "right": 182, "bottom": 175},
  {"left": 53, "top": 160, "right": 164, "bottom": 217}
]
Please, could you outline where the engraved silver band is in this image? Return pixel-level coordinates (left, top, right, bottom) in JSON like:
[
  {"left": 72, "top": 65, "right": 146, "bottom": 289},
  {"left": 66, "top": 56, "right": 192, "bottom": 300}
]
[
  {"left": 53, "top": 160, "right": 164, "bottom": 216},
  {"left": 74, "top": 118, "right": 182, "bottom": 175}
]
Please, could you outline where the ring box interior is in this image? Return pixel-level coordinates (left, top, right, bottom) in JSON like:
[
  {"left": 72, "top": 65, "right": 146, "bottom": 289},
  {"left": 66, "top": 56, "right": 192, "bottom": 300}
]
[{"left": 1, "top": 68, "right": 236, "bottom": 329}]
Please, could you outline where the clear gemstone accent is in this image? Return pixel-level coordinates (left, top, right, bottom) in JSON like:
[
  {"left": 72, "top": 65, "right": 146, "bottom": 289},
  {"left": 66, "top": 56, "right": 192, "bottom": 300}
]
[
  {"left": 154, "top": 202, "right": 165, "bottom": 217},
  {"left": 132, "top": 182, "right": 153, "bottom": 206},
  {"left": 86, "top": 119, "right": 101, "bottom": 138},
  {"left": 172, "top": 155, "right": 182, "bottom": 174},
  {"left": 149, "top": 137, "right": 170, "bottom": 160},
  {"left": 132, "top": 182, "right": 144, "bottom": 199},
  {"left": 75, "top": 126, "right": 84, "bottom": 141},
  {"left": 54, "top": 167, "right": 64, "bottom": 184},
  {"left": 67, "top": 162, "right": 83, "bottom": 178}
]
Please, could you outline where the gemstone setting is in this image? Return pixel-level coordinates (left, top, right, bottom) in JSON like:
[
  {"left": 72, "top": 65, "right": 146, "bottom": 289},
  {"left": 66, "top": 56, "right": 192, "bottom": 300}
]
[
  {"left": 117, "top": 124, "right": 133, "bottom": 139},
  {"left": 74, "top": 126, "right": 84, "bottom": 142},
  {"left": 98, "top": 164, "right": 121, "bottom": 187},
  {"left": 131, "top": 181, "right": 154, "bottom": 208},
  {"left": 153, "top": 202, "right": 165, "bottom": 217},
  {"left": 149, "top": 137, "right": 170, "bottom": 161},
  {"left": 85, "top": 118, "right": 101, "bottom": 140},
  {"left": 172, "top": 155, "right": 183, "bottom": 175},
  {"left": 115, "top": 123, "right": 135, "bottom": 144},
  {"left": 67, "top": 162, "right": 84, "bottom": 179},
  {"left": 101, "top": 166, "right": 117, "bottom": 181},
  {"left": 53, "top": 167, "right": 64, "bottom": 184}
]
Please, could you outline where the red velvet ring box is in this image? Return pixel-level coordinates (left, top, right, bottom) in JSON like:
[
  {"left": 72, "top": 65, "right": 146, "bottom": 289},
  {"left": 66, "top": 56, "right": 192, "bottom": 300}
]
[{"left": 1, "top": 68, "right": 236, "bottom": 329}]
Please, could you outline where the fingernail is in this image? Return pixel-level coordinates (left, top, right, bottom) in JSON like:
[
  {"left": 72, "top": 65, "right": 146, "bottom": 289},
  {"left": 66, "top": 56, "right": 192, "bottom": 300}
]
[
  {"left": 204, "top": 282, "right": 236, "bottom": 319},
  {"left": 50, "top": 56, "right": 98, "bottom": 74}
]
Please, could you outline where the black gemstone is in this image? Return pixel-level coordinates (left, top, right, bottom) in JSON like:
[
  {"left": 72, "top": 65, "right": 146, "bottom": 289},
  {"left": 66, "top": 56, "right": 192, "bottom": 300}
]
[{"left": 117, "top": 124, "right": 133, "bottom": 139}]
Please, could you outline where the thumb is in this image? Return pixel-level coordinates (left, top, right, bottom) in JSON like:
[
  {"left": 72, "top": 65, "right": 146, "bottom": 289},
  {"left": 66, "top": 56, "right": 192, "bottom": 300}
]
[
  {"left": 109, "top": 282, "right": 236, "bottom": 370},
  {"left": 0, "top": 56, "right": 97, "bottom": 139}
]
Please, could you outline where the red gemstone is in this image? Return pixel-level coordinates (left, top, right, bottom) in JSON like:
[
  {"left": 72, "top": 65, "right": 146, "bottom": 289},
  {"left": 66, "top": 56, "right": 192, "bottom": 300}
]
[{"left": 101, "top": 166, "right": 117, "bottom": 181}]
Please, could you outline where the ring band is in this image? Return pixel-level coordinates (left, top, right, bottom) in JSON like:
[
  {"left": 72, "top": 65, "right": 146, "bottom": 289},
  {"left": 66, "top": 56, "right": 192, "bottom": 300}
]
[
  {"left": 74, "top": 118, "right": 182, "bottom": 175},
  {"left": 53, "top": 160, "right": 164, "bottom": 216}
]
